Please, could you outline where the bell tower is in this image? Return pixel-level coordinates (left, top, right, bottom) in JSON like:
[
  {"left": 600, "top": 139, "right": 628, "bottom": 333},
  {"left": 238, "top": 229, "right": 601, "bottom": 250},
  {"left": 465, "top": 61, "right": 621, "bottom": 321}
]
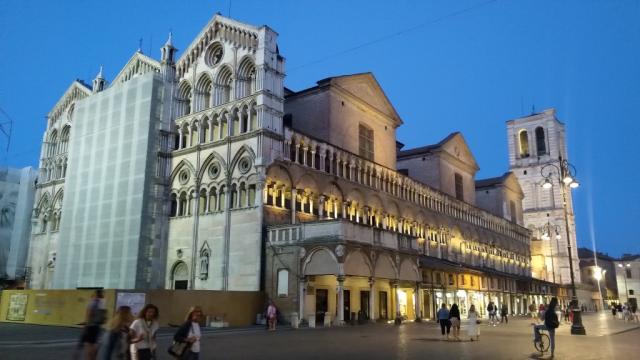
[{"left": 506, "top": 109, "right": 581, "bottom": 285}]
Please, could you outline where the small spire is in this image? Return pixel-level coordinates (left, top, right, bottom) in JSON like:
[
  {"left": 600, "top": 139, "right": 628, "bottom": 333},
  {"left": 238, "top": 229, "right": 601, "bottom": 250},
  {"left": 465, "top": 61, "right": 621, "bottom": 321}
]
[
  {"left": 137, "top": 38, "right": 143, "bottom": 53},
  {"left": 96, "top": 65, "right": 104, "bottom": 79},
  {"left": 165, "top": 31, "right": 173, "bottom": 47}
]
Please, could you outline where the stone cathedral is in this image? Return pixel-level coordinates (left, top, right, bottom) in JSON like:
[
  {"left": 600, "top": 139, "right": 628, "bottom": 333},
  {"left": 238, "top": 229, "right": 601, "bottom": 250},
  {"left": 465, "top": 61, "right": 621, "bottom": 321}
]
[{"left": 27, "top": 13, "right": 581, "bottom": 324}]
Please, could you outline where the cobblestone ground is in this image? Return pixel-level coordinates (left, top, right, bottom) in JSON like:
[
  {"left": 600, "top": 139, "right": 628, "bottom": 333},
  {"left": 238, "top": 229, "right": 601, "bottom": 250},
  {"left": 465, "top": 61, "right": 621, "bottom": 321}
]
[{"left": 1, "top": 313, "right": 638, "bottom": 359}]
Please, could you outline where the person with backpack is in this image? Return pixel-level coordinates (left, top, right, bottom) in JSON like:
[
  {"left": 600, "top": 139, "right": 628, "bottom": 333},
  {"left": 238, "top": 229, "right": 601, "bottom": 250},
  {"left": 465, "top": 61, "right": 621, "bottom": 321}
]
[
  {"left": 533, "top": 297, "right": 560, "bottom": 358},
  {"left": 170, "top": 306, "right": 203, "bottom": 359},
  {"left": 449, "top": 304, "right": 461, "bottom": 341},
  {"left": 500, "top": 303, "right": 508, "bottom": 324},
  {"left": 79, "top": 289, "right": 107, "bottom": 360},
  {"left": 487, "top": 302, "right": 496, "bottom": 326}
]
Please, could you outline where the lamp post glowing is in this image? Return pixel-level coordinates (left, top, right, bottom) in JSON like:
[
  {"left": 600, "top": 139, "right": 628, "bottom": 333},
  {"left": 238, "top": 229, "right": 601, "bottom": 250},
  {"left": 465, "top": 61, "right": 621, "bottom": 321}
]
[
  {"left": 593, "top": 266, "right": 606, "bottom": 310},
  {"left": 540, "top": 156, "right": 585, "bottom": 335},
  {"left": 539, "top": 219, "right": 562, "bottom": 284},
  {"left": 617, "top": 263, "right": 631, "bottom": 304}
]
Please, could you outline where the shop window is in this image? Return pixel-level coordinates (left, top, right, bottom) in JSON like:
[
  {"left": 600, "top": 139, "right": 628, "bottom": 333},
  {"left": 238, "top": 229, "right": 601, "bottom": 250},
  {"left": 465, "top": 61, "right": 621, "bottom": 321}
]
[
  {"left": 448, "top": 274, "right": 454, "bottom": 285},
  {"left": 436, "top": 273, "right": 442, "bottom": 285}
]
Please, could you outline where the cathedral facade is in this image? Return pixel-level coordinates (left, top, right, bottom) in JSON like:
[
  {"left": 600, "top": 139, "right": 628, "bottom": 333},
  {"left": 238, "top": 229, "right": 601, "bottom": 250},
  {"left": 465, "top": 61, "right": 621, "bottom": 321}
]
[{"left": 27, "top": 13, "right": 566, "bottom": 323}]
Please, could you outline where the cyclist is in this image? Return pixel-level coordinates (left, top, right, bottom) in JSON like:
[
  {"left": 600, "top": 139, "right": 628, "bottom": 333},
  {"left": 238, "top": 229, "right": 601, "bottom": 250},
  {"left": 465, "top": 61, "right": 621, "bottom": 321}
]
[{"left": 533, "top": 297, "right": 560, "bottom": 358}]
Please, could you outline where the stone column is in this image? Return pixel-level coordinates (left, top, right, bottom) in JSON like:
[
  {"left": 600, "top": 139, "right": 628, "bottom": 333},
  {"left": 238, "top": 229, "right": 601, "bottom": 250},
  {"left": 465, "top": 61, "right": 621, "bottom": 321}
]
[
  {"left": 299, "top": 276, "right": 307, "bottom": 325},
  {"left": 342, "top": 202, "right": 347, "bottom": 219},
  {"left": 337, "top": 275, "right": 345, "bottom": 325},
  {"left": 295, "top": 144, "right": 300, "bottom": 164},
  {"left": 369, "top": 277, "right": 376, "bottom": 322},
  {"left": 311, "top": 150, "right": 316, "bottom": 168},
  {"left": 291, "top": 188, "right": 297, "bottom": 224},
  {"left": 318, "top": 195, "right": 325, "bottom": 219},
  {"left": 362, "top": 206, "right": 369, "bottom": 225},
  {"left": 393, "top": 281, "right": 401, "bottom": 324},
  {"left": 178, "top": 129, "right": 183, "bottom": 149},
  {"left": 415, "top": 282, "right": 422, "bottom": 320}
]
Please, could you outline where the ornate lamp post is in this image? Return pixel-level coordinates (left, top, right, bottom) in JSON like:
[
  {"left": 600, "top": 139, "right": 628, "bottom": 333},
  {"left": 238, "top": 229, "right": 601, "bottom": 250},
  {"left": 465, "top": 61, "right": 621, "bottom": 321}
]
[
  {"left": 539, "top": 220, "right": 562, "bottom": 284},
  {"left": 540, "top": 156, "right": 585, "bottom": 335}
]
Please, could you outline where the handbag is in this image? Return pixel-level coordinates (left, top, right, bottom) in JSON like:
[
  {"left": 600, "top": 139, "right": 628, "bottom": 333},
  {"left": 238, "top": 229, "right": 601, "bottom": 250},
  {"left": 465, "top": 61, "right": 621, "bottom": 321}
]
[{"left": 167, "top": 341, "right": 189, "bottom": 358}]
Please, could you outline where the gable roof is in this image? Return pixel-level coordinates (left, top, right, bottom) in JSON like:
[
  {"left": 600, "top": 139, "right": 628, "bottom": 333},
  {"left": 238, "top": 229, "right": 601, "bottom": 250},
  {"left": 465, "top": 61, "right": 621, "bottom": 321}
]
[
  {"left": 286, "top": 72, "right": 403, "bottom": 127},
  {"left": 111, "top": 51, "right": 161, "bottom": 85},
  {"left": 475, "top": 172, "right": 523, "bottom": 196},
  {"left": 48, "top": 80, "right": 92, "bottom": 120},
  {"left": 175, "top": 13, "right": 261, "bottom": 78},
  {"left": 398, "top": 132, "right": 479, "bottom": 172}
]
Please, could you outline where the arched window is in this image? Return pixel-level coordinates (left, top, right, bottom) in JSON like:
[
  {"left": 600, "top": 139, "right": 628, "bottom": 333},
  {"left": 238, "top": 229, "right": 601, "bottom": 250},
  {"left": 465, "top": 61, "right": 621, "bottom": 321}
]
[
  {"left": 60, "top": 126, "right": 70, "bottom": 153},
  {"left": 518, "top": 130, "right": 529, "bottom": 158},
  {"left": 535, "top": 127, "right": 547, "bottom": 156},
  {"left": 277, "top": 269, "right": 289, "bottom": 297},
  {"left": 249, "top": 105, "right": 258, "bottom": 131},
  {"left": 248, "top": 184, "right": 256, "bottom": 207},
  {"left": 178, "top": 193, "right": 187, "bottom": 216},
  {"left": 177, "top": 81, "right": 192, "bottom": 116},
  {"left": 236, "top": 57, "right": 256, "bottom": 99},
  {"left": 219, "top": 186, "right": 227, "bottom": 210},
  {"left": 239, "top": 183, "right": 247, "bottom": 207},
  {"left": 190, "top": 122, "right": 199, "bottom": 146},
  {"left": 170, "top": 194, "right": 178, "bottom": 217},
  {"left": 198, "top": 189, "right": 207, "bottom": 214},
  {"left": 195, "top": 74, "right": 213, "bottom": 111},
  {"left": 214, "top": 66, "right": 233, "bottom": 105},
  {"left": 48, "top": 130, "right": 58, "bottom": 157},
  {"left": 180, "top": 123, "right": 189, "bottom": 149},
  {"left": 208, "top": 187, "right": 218, "bottom": 212},
  {"left": 230, "top": 184, "right": 238, "bottom": 209}
]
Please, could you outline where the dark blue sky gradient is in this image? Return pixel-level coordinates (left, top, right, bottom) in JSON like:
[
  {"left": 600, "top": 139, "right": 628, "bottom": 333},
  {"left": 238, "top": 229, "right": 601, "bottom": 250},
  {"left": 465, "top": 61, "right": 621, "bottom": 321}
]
[{"left": 1, "top": 0, "right": 638, "bottom": 257}]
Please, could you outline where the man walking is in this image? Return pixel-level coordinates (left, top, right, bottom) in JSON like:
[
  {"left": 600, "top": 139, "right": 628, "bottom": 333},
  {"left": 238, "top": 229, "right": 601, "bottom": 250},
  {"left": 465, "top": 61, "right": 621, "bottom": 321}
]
[{"left": 500, "top": 303, "right": 508, "bottom": 324}]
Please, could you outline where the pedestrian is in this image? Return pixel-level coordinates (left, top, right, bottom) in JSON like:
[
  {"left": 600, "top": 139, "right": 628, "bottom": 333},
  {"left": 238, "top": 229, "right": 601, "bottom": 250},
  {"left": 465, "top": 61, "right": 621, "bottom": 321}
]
[
  {"left": 563, "top": 306, "right": 570, "bottom": 323},
  {"left": 611, "top": 303, "right": 617, "bottom": 317},
  {"left": 631, "top": 305, "right": 639, "bottom": 323},
  {"left": 267, "top": 300, "right": 278, "bottom": 331},
  {"left": 486, "top": 302, "right": 495, "bottom": 326},
  {"left": 529, "top": 303, "right": 537, "bottom": 320},
  {"left": 77, "top": 289, "right": 107, "bottom": 360},
  {"left": 500, "top": 303, "right": 508, "bottom": 324},
  {"left": 172, "top": 306, "right": 203, "bottom": 359},
  {"left": 538, "top": 303, "right": 546, "bottom": 324},
  {"left": 437, "top": 303, "right": 451, "bottom": 340},
  {"left": 449, "top": 304, "right": 461, "bottom": 341},
  {"left": 102, "top": 305, "right": 134, "bottom": 360},
  {"left": 533, "top": 297, "right": 560, "bottom": 358},
  {"left": 467, "top": 304, "right": 480, "bottom": 341},
  {"left": 130, "top": 304, "right": 160, "bottom": 360}
]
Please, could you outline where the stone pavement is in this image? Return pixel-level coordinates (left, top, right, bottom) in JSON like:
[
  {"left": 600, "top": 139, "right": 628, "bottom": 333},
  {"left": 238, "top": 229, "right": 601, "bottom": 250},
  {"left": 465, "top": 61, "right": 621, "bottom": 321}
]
[{"left": 0, "top": 313, "right": 638, "bottom": 359}]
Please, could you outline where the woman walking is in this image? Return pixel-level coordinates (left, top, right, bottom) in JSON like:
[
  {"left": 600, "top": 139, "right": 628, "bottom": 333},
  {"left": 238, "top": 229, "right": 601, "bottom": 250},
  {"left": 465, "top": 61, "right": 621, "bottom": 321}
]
[
  {"left": 467, "top": 304, "right": 480, "bottom": 341},
  {"left": 436, "top": 303, "right": 451, "bottom": 340},
  {"left": 449, "top": 304, "right": 461, "bottom": 341},
  {"left": 267, "top": 301, "right": 278, "bottom": 331},
  {"left": 173, "top": 306, "right": 204, "bottom": 359},
  {"left": 544, "top": 298, "right": 560, "bottom": 358},
  {"left": 102, "top": 306, "right": 134, "bottom": 360},
  {"left": 130, "top": 304, "right": 160, "bottom": 360}
]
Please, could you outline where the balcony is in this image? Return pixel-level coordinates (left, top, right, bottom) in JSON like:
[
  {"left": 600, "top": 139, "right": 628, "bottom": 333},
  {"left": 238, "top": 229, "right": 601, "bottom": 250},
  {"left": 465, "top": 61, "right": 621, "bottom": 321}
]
[{"left": 267, "top": 219, "right": 419, "bottom": 252}]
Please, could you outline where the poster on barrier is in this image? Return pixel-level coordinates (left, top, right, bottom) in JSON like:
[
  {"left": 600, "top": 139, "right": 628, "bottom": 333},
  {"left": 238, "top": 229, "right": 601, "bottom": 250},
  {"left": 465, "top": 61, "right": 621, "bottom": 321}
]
[
  {"left": 116, "top": 292, "right": 146, "bottom": 317},
  {"left": 6, "top": 293, "right": 28, "bottom": 321}
]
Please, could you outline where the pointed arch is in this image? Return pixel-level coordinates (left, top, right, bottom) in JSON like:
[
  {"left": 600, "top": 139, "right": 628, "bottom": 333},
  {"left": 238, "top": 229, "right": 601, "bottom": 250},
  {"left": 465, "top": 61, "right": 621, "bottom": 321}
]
[
  {"left": 302, "top": 246, "right": 340, "bottom": 276},
  {"left": 177, "top": 80, "right": 193, "bottom": 116},
  {"left": 344, "top": 249, "right": 373, "bottom": 277},
  {"left": 398, "top": 258, "right": 420, "bottom": 282},
  {"left": 198, "top": 151, "right": 228, "bottom": 182},
  {"left": 52, "top": 188, "right": 64, "bottom": 209},
  {"left": 230, "top": 144, "right": 256, "bottom": 174},
  {"left": 37, "top": 192, "right": 52, "bottom": 213},
  {"left": 170, "top": 159, "right": 197, "bottom": 186},
  {"left": 374, "top": 253, "right": 398, "bottom": 280}
]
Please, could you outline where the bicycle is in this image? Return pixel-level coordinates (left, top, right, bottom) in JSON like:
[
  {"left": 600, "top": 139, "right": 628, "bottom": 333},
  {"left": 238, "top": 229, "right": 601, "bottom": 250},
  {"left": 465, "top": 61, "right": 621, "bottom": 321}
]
[{"left": 532, "top": 325, "right": 550, "bottom": 354}]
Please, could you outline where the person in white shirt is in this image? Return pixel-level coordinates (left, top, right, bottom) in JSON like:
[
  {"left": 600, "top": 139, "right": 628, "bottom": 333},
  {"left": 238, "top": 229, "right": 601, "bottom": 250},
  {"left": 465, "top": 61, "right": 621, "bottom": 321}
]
[
  {"left": 129, "top": 304, "right": 160, "bottom": 360},
  {"left": 173, "top": 306, "right": 203, "bottom": 359}
]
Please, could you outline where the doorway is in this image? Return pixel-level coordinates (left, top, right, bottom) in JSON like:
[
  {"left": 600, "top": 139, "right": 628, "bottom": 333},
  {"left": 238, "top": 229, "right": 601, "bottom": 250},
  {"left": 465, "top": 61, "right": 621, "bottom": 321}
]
[
  {"left": 316, "top": 289, "right": 328, "bottom": 326},
  {"left": 343, "top": 290, "right": 351, "bottom": 322},
  {"left": 172, "top": 262, "right": 189, "bottom": 289},
  {"left": 360, "top": 291, "right": 370, "bottom": 320},
  {"left": 379, "top": 291, "right": 388, "bottom": 320}
]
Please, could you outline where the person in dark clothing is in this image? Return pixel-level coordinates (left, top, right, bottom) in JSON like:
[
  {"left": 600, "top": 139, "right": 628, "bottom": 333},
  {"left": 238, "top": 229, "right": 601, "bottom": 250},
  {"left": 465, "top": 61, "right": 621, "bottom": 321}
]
[
  {"left": 449, "top": 304, "right": 461, "bottom": 341},
  {"left": 534, "top": 297, "right": 560, "bottom": 358},
  {"left": 500, "top": 304, "right": 508, "bottom": 324}
]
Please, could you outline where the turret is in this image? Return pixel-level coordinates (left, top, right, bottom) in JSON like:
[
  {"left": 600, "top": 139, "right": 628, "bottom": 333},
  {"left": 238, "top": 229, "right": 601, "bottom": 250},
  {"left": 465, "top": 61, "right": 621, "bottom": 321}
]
[
  {"left": 92, "top": 66, "right": 106, "bottom": 93},
  {"left": 160, "top": 32, "right": 177, "bottom": 81}
]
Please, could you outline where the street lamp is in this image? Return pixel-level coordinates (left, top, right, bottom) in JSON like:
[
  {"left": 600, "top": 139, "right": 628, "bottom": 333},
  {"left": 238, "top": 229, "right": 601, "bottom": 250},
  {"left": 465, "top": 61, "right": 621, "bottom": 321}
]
[
  {"left": 617, "top": 263, "right": 631, "bottom": 304},
  {"left": 593, "top": 266, "right": 606, "bottom": 311},
  {"left": 540, "top": 156, "right": 585, "bottom": 335},
  {"left": 538, "top": 219, "right": 562, "bottom": 284}
]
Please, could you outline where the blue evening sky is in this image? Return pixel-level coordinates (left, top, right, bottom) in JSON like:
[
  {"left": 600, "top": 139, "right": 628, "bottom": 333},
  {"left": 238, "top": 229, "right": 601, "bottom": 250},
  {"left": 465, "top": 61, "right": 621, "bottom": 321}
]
[{"left": 0, "top": 0, "right": 638, "bottom": 257}]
